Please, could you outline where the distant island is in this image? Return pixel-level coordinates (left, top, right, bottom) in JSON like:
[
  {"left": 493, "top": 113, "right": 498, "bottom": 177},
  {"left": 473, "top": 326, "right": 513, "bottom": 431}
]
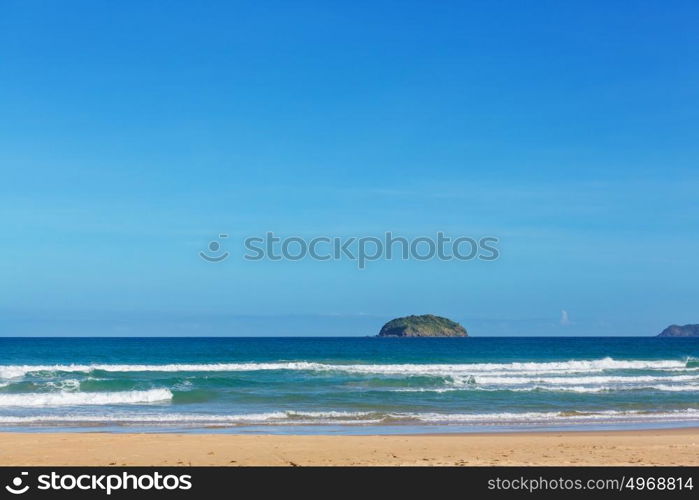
[
  {"left": 378, "top": 314, "right": 468, "bottom": 337},
  {"left": 657, "top": 324, "right": 699, "bottom": 337}
]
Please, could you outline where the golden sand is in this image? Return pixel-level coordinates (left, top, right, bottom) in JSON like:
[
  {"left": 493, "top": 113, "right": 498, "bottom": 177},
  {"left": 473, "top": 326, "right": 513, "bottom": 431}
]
[{"left": 0, "top": 427, "right": 697, "bottom": 466}]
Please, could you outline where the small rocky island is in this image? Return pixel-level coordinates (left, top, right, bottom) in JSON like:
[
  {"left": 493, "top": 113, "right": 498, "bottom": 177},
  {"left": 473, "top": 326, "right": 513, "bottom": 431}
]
[
  {"left": 378, "top": 314, "right": 468, "bottom": 337},
  {"left": 657, "top": 324, "right": 699, "bottom": 337}
]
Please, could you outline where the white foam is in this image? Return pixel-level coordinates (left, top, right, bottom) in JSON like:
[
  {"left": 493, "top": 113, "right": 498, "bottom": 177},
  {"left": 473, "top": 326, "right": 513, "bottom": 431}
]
[
  {"left": 461, "top": 374, "right": 699, "bottom": 386},
  {"left": 405, "top": 409, "right": 699, "bottom": 423},
  {"left": 0, "top": 362, "right": 325, "bottom": 379},
  {"left": 328, "top": 358, "right": 690, "bottom": 376},
  {"left": 0, "top": 410, "right": 383, "bottom": 425},
  {"left": 423, "top": 374, "right": 699, "bottom": 392},
  {"left": 44, "top": 379, "right": 81, "bottom": 391},
  {"left": 642, "top": 384, "right": 699, "bottom": 392},
  {"left": 511, "top": 384, "right": 699, "bottom": 393},
  {"left": 0, "top": 408, "right": 698, "bottom": 425},
  {"left": 0, "top": 357, "right": 691, "bottom": 379},
  {"left": 0, "top": 389, "right": 172, "bottom": 407},
  {"left": 394, "top": 384, "right": 699, "bottom": 393}
]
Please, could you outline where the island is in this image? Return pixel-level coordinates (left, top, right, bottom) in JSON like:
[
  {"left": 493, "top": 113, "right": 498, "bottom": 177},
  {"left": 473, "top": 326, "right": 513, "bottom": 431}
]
[
  {"left": 378, "top": 314, "right": 468, "bottom": 337},
  {"left": 657, "top": 324, "right": 699, "bottom": 337}
]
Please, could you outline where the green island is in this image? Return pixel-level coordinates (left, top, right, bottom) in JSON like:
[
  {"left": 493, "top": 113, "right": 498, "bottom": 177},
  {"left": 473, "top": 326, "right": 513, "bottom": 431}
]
[{"left": 378, "top": 314, "right": 468, "bottom": 338}]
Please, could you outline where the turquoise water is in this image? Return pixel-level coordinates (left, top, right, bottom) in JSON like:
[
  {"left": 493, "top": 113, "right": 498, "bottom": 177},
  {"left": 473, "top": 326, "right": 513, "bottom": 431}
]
[{"left": 0, "top": 337, "right": 698, "bottom": 434}]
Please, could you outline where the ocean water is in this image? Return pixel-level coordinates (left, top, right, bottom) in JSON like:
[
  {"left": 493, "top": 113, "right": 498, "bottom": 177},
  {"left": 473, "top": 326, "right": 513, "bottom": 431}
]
[{"left": 0, "top": 337, "right": 698, "bottom": 434}]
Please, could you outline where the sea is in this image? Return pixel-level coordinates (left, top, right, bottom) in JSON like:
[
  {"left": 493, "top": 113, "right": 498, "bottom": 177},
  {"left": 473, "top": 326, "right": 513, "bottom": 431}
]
[{"left": 1, "top": 337, "right": 698, "bottom": 434}]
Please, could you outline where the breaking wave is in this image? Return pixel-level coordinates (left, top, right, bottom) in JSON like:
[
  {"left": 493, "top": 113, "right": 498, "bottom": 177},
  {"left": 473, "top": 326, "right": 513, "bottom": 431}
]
[
  {"left": 0, "top": 389, "right": 172, "bottom": 407},
  {"left": 0, "top": 357, "right": 694, "bottom": 380},
  {"left": 0, "top": 408, "right": 698, "bottom": 426}
]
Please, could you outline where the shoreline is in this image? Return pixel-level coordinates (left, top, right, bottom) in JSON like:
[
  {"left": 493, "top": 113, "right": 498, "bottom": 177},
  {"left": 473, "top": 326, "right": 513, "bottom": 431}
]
[{"left": 1, "top": 427, "right": 697, "bottom": 466}]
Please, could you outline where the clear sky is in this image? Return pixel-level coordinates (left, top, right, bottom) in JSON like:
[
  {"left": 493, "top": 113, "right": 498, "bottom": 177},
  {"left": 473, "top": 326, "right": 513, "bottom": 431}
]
[{"left": 1, "top": 1, "right": 698, "bottom": 336}]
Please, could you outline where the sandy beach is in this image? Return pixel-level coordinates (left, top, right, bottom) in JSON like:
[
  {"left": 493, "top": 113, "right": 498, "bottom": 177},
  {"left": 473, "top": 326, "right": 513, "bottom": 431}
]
[{"left": 0, "top": 428, "right": 697, "bottom": 466}]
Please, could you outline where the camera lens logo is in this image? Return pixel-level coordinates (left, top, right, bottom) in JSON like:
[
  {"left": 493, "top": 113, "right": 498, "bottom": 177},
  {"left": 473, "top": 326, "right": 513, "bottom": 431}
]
[
  {"left": 5, "top": 472, "right": 29, "bottom": 495},
  {"left": 199, "top": 234, "right": 229, "bottom": 262}
]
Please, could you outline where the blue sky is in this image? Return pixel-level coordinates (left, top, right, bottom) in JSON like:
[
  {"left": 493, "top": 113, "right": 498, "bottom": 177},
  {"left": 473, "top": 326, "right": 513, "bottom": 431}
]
[{"left": 1, "top": 1, "right": 698, "bottom": 336}]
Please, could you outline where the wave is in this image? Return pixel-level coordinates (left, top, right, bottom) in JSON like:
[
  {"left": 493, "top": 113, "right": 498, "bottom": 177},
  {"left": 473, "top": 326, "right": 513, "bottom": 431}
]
[
  {"left": 412, "top": 373, "right": 699, "bottom": 393},
  {"left": 0, "top": 357, "right": 693, "bottom": 379},
  {"left": 0, "top": 408, "right": 698, "bottom": 426},
  {"left": 0, "top": 389, "right": 172, "bottom": 407},
  {"left": 402, "top": 409, "right": 699, "bottom": 424},
  {"left": 398, "top": 385, "right": 699, "bottom": 394},
  {"left": 457, "top": 374, "right": 699, "bottom": 386}
]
